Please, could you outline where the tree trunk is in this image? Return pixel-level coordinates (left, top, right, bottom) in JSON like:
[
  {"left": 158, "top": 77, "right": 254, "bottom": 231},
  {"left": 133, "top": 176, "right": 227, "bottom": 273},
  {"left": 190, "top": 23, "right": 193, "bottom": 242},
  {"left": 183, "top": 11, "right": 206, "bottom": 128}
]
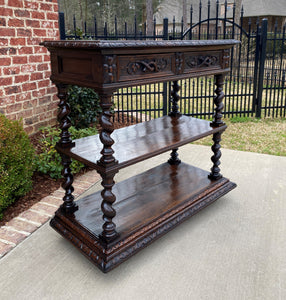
[
  {"left": 183, "top": 0, "right": 187, "bottom": 32},
  {"left": 233, "top": 0, "right": 243, "bottom": 65},
  {"left": 78, "top": 0, "right": 84, "bottom": 31},
  {"left": 146, "top": 0, "right": 153, "bottom": 36},
  {"left": 234, "top": 0, "right": 243, "bottom": 27}
]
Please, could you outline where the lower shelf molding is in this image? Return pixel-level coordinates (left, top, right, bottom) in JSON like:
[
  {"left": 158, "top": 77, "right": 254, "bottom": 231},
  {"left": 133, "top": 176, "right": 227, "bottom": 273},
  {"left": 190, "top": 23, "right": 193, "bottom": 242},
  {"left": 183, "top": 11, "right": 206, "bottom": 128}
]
[{"left": 50, "top": 162, "right": 236, "bottom": 273}]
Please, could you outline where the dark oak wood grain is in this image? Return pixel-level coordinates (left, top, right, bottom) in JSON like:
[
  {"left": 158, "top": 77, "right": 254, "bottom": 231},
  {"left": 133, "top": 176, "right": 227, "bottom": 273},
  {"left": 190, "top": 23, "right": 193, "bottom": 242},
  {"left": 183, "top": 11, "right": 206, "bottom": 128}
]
[
  {"left": 41, "top": 39, "right": 239, "bottom": 92},
  {"left": 42, "top": 39, "right": 238, "bottom": 272},
  {"left": 75, "top": 163, "right": 230, "bottom": 239},
  {"left": 50, "top": 162, "right": 236, "bottom": 272},
  {"left": 56, "top": 115, "right": 227, "bottom": 173}
]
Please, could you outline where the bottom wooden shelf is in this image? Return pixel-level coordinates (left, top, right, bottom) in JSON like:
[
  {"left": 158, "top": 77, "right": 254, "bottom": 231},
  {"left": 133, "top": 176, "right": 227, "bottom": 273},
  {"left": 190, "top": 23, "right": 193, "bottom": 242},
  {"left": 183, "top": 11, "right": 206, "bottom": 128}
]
[{"left": 50, "top": 162, "right": 236, "bottom": 273}]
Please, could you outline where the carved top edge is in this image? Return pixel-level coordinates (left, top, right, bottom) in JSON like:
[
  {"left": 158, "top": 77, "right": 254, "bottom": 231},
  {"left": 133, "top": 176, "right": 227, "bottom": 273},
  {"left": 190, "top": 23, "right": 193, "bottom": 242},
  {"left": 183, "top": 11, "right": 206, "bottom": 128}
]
[{"left": 41, "top": 39, "right": 240, "bottom": 50}]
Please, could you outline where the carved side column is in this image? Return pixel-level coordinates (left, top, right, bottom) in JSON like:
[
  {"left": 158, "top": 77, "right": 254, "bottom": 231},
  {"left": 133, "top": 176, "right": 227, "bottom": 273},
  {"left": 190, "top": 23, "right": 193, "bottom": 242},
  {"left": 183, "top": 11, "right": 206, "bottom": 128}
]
[
  {"left": 208, "top": 132, "right": 223, "bottom": 180},
  {"left": 209, "top": 74, "right": 225, "bottom": 180},
  {"left": 99, "top": 170, "right": 118, "bottom": 242},
  {"left": 168, "top": 148, "right": 181, "bottom": 165},
  {"left": 97, "top": 93, "right": 119, "bottom": 242},
  {"left": 168, "top": 81, "right": 181, "bottom": 118},
  {"left": 56, "top": 84, "right": 78, "bottom": 214},
  {"left": 168, "top": 81, "right": 181, "bottom": 165},
  {"left": 211, "top": 74, "right": 225, "bottom": 127},
  {"left": 60, "top": 153, "right": 78, "bottom": 213}
]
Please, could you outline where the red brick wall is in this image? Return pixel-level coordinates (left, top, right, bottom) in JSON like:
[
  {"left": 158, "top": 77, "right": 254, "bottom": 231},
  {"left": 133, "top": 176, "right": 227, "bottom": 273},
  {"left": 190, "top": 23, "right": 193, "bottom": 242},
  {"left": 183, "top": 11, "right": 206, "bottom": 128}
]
[{"left": 0, "top": 0, "right": 59, "bottom": 135}]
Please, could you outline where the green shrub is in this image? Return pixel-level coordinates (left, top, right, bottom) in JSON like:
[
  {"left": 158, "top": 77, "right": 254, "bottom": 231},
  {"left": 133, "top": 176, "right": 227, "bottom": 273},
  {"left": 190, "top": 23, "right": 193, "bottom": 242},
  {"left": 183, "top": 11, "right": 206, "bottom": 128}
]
[
  {"left": 36, "top": 126, "right": 98, "bottom": 179},
  {"left": 0, "top": 114, "right": 35, "bottom": 219},
  {"left": 68, "top": 85, "right": 102, "bottom": 129}
]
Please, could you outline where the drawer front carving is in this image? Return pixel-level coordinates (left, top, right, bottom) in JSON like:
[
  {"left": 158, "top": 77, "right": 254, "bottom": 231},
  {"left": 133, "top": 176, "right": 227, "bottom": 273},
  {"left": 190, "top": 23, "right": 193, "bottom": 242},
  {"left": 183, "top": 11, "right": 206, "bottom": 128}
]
[
  {"left": 186, "top": 54, "right": 219, "bottom": 68},
  {"left": 126, "top": 58, "right": 168, "bottom": 75},
  {"left": 184, "top": 51, "right": 222, "bottom": 74},
  {"left": 117, "top": 54, "right": 174, "bottom": 82},
  {"left": 117, "top": 51, "right": 223, "bottom": 83}
]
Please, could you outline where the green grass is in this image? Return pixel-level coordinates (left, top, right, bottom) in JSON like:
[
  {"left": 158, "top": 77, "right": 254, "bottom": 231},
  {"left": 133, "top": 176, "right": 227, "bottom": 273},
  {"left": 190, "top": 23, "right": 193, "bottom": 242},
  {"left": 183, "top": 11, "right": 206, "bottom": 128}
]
[
  {"left": 112, "top": 79, "right": 286, "bottom": 156},
  {"left": 114, "top": 77, "right": 286, "bottom": 120},
  {"left": 193, "top": 117, "right": 286, "bottom": 156}
]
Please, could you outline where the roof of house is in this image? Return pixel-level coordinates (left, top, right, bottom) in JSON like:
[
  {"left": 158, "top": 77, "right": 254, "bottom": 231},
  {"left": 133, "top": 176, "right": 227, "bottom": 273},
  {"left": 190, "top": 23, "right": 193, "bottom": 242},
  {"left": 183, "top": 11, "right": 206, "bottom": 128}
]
[
  {"left": 154, "top": 0, "right": 218, "bottom": 25},
  {"left": 154, "top": 0, "right": 286, "bottom": 25},
  {"left": 242, "top": 0, "right": 286, "bottom": 17}
]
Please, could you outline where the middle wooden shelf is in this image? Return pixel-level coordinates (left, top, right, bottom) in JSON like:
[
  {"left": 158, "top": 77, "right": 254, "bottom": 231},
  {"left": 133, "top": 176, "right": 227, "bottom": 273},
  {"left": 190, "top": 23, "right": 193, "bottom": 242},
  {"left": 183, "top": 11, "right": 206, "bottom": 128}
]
[{"left": 56, "top": 115, "right": 227, "bottom": 172}]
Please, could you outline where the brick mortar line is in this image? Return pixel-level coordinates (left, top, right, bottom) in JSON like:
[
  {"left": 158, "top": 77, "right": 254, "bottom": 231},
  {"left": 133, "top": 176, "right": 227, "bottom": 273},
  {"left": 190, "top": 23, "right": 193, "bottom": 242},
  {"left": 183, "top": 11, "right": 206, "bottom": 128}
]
[
  {"left": 0, "top": 238, "right": 16, "bottom": 247},
  {"left": 39, "top": 202, "right": 59, "bottom": 208},
  {"left": 29, "top": 209, "right": 52, "bottom": 217},
  {"left": 0, "top": 172, "right": 100, "bottom": 259},
  {"left": 3, "top": 226, "right": 30, "bottom": 236},
  {"left": 15, "top": 217, "right": 41, "bottom": 227}
]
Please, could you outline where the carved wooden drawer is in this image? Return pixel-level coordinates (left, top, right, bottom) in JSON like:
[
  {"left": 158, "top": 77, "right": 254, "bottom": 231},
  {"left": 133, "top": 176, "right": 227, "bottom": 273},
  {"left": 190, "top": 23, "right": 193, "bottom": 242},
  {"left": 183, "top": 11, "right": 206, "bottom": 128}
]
[
  {"left": 117, "top": 54, "right": 173, "bottom": 82},
  {"left": 42, "top": 40, "right": 235, "bottom": 90}
]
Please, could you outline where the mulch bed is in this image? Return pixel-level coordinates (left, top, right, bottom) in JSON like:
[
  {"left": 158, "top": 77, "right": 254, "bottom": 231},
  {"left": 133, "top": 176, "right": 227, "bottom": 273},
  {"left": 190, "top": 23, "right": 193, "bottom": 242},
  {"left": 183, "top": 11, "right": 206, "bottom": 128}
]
[{"left": 0, "top": 114, "right": 137, "bottom": 227}]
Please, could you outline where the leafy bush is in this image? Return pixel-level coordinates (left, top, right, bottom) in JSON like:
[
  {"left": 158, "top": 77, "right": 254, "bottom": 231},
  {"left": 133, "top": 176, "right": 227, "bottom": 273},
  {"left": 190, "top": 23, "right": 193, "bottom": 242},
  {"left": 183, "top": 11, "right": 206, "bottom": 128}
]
[
  {"left": 0, "top": 114, "right": 35, "bottom": 219},
  {"left": 68, "top": 85, "right": 101, "bottom": 129},
  {"left": 36, "top": 126, "right": 98, "bottom": 179}
]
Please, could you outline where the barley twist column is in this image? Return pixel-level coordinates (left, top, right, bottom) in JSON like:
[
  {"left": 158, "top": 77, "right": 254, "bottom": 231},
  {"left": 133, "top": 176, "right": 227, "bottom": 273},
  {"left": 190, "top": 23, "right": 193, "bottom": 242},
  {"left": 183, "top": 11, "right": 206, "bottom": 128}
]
[
  {"left": 168, "top": 81, "right": 182, "bottom": 165},
  {"left": 56, "top": 84, "right": 78, "bottom": 214},
  {"left": 209, "top": 132, "right": 223, "bottom": 180},
  {"left": 211, "top": 74, "right": 225, "bottom": 127},
  {"left": 99, "top": 170, "right": 118, "bottom": 242},
  {"left": 168, "top": 81, "right": 181, "bottom": 118},
  {"left": 97, "top": 93, "right": 119, "bottom": 242},
  {"left": 209, "top": 74, "right": 225, "bottom": 180},
  {"left": 168, "top": 148, "right": 181, "bottom": 165}
]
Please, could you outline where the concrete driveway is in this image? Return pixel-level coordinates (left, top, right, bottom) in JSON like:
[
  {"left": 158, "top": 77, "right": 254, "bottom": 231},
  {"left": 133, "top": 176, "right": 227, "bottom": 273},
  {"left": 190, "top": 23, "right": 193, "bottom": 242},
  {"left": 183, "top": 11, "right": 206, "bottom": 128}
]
[{"left": 0, "top": 144, "right": 285, "bottom": 300}]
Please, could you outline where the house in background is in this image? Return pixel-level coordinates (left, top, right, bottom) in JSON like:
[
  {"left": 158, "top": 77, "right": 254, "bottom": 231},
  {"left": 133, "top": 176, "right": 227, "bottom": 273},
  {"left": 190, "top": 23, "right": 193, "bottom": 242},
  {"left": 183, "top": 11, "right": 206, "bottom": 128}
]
[
  {"left": 242, "top": 0, "right": 286, "bottom": 31},
  {"left": 153, "top": 0, "right": 286, "bottom": 36},
  {"left": 153, "top": 0, "right": 218, "bottom": 35}
]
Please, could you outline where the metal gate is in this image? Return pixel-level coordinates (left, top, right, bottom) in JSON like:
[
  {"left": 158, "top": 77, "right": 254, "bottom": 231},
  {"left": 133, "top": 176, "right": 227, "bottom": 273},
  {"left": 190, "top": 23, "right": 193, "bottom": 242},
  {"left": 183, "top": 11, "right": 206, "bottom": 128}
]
[
  {"left": 59, "top": 1, "right": 286, "bottom": 119},
  {"left": 180, "top": 6, "right": 264, "bottom": 118}
]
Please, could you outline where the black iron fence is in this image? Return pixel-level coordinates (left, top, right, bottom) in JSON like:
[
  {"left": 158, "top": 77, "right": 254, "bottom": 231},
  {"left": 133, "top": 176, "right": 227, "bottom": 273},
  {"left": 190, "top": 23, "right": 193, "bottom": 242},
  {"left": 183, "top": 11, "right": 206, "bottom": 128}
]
[{"left": 59, "top": 0, "right": 286, "bottom": 120}]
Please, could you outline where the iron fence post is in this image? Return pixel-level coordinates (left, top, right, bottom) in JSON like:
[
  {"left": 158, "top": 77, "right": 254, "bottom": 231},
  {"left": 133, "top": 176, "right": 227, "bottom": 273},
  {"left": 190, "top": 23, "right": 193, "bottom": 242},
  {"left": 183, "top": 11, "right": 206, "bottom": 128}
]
[
  {"left": 256, "top": 18, "right": 268, "bottom": 118},
  {"left": 163, "top": 81, "right": 168, "bottom": 116},
  {"left": 163, "top": 18, "right": 168, "bottom": 40},
  {"left": 59, "top": 12, "right": 66, "bottom": 40},
  {"left": 162, "top": 18, "right": 169, "bottom": 115}
]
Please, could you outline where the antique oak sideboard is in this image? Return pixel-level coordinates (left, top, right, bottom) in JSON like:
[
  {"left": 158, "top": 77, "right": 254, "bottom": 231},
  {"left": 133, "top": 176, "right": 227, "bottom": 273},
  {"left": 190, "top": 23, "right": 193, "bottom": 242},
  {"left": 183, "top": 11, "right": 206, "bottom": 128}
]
[{"left": 42, "top": 39, "right": 238, "bottom": 273}]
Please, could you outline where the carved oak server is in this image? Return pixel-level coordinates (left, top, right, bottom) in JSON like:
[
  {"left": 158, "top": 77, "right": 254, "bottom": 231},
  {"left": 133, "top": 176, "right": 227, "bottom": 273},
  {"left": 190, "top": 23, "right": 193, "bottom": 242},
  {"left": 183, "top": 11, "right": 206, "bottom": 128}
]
[{"left": 41, "top": 39, "right": 238, "bottom": 273}]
